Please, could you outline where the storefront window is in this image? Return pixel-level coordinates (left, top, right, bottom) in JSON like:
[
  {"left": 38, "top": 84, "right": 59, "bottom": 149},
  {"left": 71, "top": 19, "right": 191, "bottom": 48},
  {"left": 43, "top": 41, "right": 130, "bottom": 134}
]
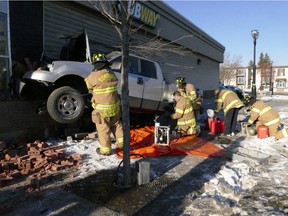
[
  {"left": 0, "top": 12, "right": 8, "bottom": 55},
  {"left": 0, "top": 58, "right": 8, "bottom": 90},
  {"left": 0, "top": 12, "right": 9, "bottom": 90}
]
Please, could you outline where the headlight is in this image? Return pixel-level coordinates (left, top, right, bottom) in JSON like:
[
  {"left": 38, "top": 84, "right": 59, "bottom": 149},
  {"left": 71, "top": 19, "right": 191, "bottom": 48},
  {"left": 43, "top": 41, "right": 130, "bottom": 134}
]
[{"left": 47, "top": 63, "right": 54, "bottom": 71}]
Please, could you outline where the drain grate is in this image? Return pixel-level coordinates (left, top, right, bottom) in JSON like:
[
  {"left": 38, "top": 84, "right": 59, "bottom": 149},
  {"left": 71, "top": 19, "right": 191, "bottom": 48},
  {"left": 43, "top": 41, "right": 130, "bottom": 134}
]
[{"left": 70, "top": 169, "right": 177, "bottom": 215}]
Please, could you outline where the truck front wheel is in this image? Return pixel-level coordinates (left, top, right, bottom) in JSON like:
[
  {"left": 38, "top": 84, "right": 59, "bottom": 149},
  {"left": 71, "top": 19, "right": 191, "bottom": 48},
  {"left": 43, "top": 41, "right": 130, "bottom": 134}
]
[{"left": 47, "top": 86, "right": 85, "bottom": 124}]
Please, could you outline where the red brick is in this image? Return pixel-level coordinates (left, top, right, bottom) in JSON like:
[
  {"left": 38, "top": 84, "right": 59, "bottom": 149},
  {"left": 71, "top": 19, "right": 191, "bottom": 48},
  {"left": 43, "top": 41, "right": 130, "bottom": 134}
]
[
  {"left": 37, "top": 142, "right": 48, "bottom": 149},
  {"left": 61, "top": 160, "right": 74, "bottom": 166},
  {"left": 4, "top": 154, "right": 11, "bottom": 161},
  {"left": 70, "top": 153, "right": 82, "bottom": 161},
  {"left": 28, "top": 147, "right": 41, "bottom": 156},
  {"left": 18, "top": 160, "right": 26, "bottom": 169},
  {"left": 51, "top": 165, "right": 60, "bottom": 172},
  {"left": 20, "top": 169, "right": 29, "bottom": 175},
  {"left": 34, "top": 159, "right": 48, "bottom": 169}
]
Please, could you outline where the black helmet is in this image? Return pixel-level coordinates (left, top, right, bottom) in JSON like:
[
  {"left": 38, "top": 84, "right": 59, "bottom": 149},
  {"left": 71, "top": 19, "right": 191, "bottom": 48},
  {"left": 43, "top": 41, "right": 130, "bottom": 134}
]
[
  {"left": 175, "top": 77, "right": 185, "bottom": 84},
  {"left": 92, "top": 53, "right": 108, "bottom": 64},
  {"left": 244, "top": 95, "right": 256, "bottom": 107}
]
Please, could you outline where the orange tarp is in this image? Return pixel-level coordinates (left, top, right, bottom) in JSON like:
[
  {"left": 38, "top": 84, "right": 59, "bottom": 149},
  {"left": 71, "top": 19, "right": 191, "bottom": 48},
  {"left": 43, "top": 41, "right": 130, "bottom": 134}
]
[{"left": 116, "top": 126, "right": 226, "bottom": 159}]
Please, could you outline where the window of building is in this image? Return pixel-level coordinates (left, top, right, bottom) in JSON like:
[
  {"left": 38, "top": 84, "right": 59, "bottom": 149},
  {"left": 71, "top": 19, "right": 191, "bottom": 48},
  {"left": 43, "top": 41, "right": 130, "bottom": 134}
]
[
  {"left": 277, "top": 68, "right": 285, "bottom": 76},
  {"left": 237, "top": 69, "right": 245, "bottom": 76},
  {"left": 237, "top": 77, "right": 245, "bottom": 84},
  {"left": 0, "top": 12, "right": 9, "bottom": 90},
  {"left": 276, "top": 80, "right": 286, "bottom": 88}
]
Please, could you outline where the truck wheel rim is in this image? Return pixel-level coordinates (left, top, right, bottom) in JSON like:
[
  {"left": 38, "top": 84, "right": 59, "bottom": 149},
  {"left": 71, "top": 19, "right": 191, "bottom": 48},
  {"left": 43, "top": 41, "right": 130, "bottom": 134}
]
[{"left": 58, "top": 94, "right": 79, "bottom": 116}]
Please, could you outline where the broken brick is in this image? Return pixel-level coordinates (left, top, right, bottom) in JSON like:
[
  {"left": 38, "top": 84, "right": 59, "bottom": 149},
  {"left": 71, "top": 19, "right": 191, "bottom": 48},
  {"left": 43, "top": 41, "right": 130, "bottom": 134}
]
[
  {"left": 70, "top": 153, "right": 82, "bottom": 161},
  {"left": 20, "top": 169, "right": 29, "bottom": 175},
  {"left": 28, "top": 147, "right": 41, "bottom": 156},
  {"left": 51, "top": 165, "right": 60, "bottom": 172},
  {"left": 61, "top": 160, "right": 74, "bottom": 166},
  {"left": 4, "top": 154, "right": 11, "bottom": 161},
  {"left": 0, "top": 139, "right": 82, "bottom": 184}
]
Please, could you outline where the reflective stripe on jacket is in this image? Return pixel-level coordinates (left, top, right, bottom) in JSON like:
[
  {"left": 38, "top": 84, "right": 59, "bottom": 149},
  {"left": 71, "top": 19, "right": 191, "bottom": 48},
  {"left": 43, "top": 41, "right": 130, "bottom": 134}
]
[
  {"left": 171, "top": 97, "right": 195, "bottom": 127},
  {"left": 179, "top": 83, "right": 202, "bottom": 105},
  {"left": 85, "top": 68, "right": 120, "bottom": 117},
  {"left": 248, "top": 101, "right": 280, "bottom": 126},
  {"left": 215, "top": 89, "right": 244, "bottom": 115}
]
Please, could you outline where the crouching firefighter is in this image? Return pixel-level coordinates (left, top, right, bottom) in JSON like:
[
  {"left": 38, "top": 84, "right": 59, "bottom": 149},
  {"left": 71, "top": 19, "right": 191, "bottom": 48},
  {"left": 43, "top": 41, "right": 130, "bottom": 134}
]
[
  {"left": 245, "top": 96, "right": 288, "bottom": 140},
  {"left": 170, "top": 91, "right": 197, "bottom": 136},
  {"left": 85, "top": 53, "right": 123, "bottom": 155},
  {"left": 175, "top": 77, "right": 203, "bottom": 119}
]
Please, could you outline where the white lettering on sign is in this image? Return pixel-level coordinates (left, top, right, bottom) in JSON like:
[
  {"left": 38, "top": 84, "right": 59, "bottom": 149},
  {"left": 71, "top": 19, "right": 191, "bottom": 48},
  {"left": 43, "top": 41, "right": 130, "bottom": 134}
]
[{"left": 117, "top": 0, "right": 160, "bottom": 28}]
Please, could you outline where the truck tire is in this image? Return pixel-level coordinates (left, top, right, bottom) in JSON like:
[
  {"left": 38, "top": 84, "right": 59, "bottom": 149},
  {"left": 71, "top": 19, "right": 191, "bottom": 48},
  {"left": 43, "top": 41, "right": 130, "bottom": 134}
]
[{"left": 47, "top": 86, "right": 85, "bottom": 124}]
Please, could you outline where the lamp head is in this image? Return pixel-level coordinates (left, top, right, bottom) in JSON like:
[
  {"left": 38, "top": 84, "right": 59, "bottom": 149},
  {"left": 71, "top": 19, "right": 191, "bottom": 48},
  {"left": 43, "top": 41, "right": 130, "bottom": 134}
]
[{"left": 251, "top": 29, "right": 259, "bottom": 40}]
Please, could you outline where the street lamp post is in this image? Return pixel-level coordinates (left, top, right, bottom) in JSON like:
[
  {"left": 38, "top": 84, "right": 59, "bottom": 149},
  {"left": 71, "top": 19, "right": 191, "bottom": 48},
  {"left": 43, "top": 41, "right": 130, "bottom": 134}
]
[
  {"left": 251, "top": 29, "right": 259, "bottom": 99},
  {"left": 269, "top": 62, "right": 273, "bottom": 95}
]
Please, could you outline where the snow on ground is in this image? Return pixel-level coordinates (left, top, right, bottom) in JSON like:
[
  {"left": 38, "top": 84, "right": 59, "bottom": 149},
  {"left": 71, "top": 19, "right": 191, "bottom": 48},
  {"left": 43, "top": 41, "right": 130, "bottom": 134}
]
[
  {"left": 180, "top": 95, "right": 288, "bottom": 216},
  {"left": 60, "top": 94, "right": 288, "bottom": 215},
  {"left": 10, "top": 94, "right": 288, "bottom": 215}
]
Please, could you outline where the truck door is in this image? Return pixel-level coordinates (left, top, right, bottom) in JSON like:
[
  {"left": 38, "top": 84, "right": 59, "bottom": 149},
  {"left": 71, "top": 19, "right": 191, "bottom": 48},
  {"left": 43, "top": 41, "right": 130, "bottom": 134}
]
[
  {"left": 139, "top": 58, "right": 162, "bottom": 111},
  {"left": 110, "top": 56, "right": 144, "bottom": 109}
]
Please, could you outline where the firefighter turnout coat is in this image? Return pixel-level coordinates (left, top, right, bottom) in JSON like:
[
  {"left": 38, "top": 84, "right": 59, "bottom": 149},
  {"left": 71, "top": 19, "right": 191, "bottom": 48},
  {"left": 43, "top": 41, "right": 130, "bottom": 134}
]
[
  {"left": 170, "top": 96, "right": 196, "bottom": 136},
  {"left": 85, "top": 67, "right": 123, "bottom": 154},
  {"left": 215, "top": 89, "right": 244, "bottom": 115},
  {"left": 179, "top": 83, "right": 202, "bottom": 110},
  {"left": 248, "top": 100, "right": 280, "bottom": 137}
]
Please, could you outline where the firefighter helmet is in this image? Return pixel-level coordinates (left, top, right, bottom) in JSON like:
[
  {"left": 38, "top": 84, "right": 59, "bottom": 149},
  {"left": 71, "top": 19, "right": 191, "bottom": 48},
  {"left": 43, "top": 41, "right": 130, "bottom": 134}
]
[
  {"left": 244, "top": 95, "right": 256, "bottom": 107},
  {"left": 92, "top": 53, "right": 108, "bottom": 64},
  {"left": 175, "top": 77, "right": 185, "bottom": 84}
]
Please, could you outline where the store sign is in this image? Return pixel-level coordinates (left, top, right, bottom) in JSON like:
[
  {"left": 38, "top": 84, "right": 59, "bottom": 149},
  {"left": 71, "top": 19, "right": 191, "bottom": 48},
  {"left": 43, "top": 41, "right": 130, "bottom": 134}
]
[{"left": 117, "top": 0, "right": 160, "bottom": 28}]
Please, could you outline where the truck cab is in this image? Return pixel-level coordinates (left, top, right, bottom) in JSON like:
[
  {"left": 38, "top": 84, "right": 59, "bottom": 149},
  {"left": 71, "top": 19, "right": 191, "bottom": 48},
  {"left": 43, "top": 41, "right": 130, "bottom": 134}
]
[{"left": 18, "top": 30, "right": 175, "bottom": 124}]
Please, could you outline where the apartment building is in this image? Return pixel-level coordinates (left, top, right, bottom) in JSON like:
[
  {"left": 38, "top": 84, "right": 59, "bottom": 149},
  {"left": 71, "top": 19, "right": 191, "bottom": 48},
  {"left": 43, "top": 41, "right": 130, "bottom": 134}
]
[{"left": 233, "top": 66, "right": 288, "bottom": 93}]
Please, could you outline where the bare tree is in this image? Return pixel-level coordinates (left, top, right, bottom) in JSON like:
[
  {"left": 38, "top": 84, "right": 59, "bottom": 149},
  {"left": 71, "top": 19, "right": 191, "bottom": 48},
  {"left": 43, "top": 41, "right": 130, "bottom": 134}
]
[
  {"left": 89, "top": 0, "right": 133, "bottom": 188},
  {"left": 88, "top": 0, "right": 196, "bottom": 187},
  {"left": 220, "top": 52, "right": 242, "bottom": 85}
]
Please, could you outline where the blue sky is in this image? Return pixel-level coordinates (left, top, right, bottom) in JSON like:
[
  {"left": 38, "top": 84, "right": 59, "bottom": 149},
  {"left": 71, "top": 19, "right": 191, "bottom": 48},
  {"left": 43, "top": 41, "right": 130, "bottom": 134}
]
[{"left": 164, "top": 0, "right": 288, "bottom": 66}]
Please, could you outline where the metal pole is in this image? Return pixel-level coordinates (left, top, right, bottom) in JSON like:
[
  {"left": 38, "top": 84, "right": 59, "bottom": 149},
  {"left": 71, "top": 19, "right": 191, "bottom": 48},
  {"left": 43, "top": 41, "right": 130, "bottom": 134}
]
[
  {"left": 252, "top": 38, "right": 257, "bottom": 98},
  {"left": 251, "top": 29, "right": 259, "bottom": 98},
  {"left": 269, "top": 64, "right": 273, "bottom": 95}
]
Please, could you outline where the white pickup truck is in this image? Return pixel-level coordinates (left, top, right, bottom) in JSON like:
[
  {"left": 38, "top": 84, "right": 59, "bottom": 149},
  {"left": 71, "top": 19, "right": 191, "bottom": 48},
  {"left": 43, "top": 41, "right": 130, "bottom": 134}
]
[{"left": 18, "top": 30, "right": 176, "bottom": 124}]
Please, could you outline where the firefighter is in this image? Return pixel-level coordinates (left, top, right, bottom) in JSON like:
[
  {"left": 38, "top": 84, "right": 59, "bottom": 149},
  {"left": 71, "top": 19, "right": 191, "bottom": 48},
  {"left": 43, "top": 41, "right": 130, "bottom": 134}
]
[
  {"left": 214, "top": 88, "right": 244, "bottom": 136},
  {"left": 84, "top": 53, "right": 123, "bottom": 155},
  {"left": 245, "top": 96, "right": 288, "bottom": 139},
  {"left": 175, "top": 77, "right": 203, "bottom": 119},
  {"left": 275, "top": 128, "right": 288, "bottom": 140},
  {"left": 170, "top": 91, "right": 197, "bottom": 136}
]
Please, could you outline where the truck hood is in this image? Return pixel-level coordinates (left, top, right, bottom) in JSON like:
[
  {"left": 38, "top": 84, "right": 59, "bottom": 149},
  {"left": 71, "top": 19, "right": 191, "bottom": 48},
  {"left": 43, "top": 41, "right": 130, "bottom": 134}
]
[{"left": 22, "top": 61, "right": 94, "bottom": 83}]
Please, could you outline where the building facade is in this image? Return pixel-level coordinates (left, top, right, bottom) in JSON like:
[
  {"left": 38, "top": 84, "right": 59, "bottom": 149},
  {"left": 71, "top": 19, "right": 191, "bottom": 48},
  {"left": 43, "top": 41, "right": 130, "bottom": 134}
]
[
  {"left": 0, "top": 1, "right": 11, "bottom": 92},
  {"left": 232, "top": 66, "right": 288, "bottom": 94},
  {"left": 1, "top": 0, "right": 225, "bottom": 99}
]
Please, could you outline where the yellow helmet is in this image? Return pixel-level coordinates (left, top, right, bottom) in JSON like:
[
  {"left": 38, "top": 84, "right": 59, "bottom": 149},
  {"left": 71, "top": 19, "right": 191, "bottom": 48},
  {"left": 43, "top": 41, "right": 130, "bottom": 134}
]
[
  {"left": 175, "top": 77, "right": 185, "bottom": 84},
  {"left": 244, "top": 95, "right": 256, "bottom": 107},
  {"left": 92, "top": 53, "right": 108, "bottom": 64}
]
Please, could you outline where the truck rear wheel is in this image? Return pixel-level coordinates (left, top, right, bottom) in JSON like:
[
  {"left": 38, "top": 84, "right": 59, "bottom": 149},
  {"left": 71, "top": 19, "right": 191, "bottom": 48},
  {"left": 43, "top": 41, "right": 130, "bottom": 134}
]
[{"left": 47, "top": 86, "right": 85, "bottom": 124}]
